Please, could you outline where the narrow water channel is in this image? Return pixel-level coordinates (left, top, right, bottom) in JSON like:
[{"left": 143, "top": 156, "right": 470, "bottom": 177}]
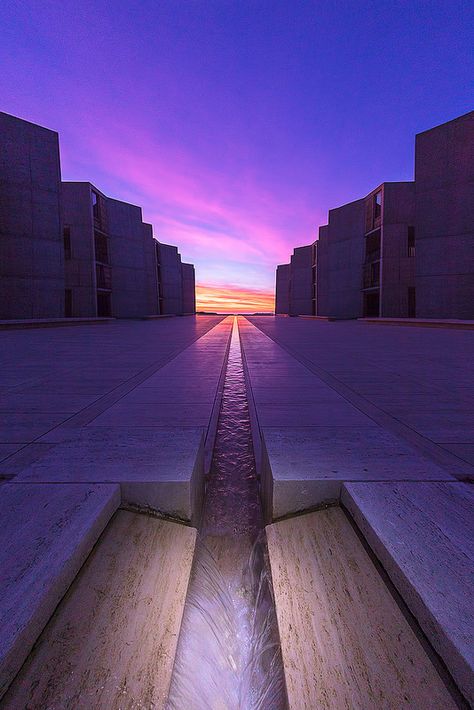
[{"left": 167, "top": 317, "right": 287, "bottom": 710}]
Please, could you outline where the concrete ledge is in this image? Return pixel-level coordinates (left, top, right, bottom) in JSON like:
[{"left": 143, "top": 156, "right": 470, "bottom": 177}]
[
  {"left": 14, "top": 428, "right": 205, "bottom": 525},
  {"left": 261, "top": 426, "right": 454, "bottom": 522},
  {"left": 266, "top": 506, "right": 457, "bottom": 708},
  {"left": 0, "top": 317, "right": 115, "bottom": 330},
  {"left": 2, "top": 510, "right": 196, "bottom": 709},
  {"left": 342, "top": 481, "right": 474, "bottom": 705},
  {"left": 141, "top": 314, "right": 177, "bottom": 319},
  {"left": 0, "top": 482, "right": 120, "bottom": 700},
  {"left": 298, "top": 315, "right": 338, "bottom": 321},
  {"left": 359, "top": 317, "right": 474, "bottom": 329}
]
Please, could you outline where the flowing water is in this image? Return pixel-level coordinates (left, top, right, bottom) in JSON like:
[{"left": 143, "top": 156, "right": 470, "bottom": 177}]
[{"left": 167, "top": 317, "right": 287, "bottom": 710}]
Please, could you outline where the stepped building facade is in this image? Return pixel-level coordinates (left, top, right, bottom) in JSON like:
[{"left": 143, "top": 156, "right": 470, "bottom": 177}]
[
  {"left": 0, "top": 112, "right": 196, "bottom": 320},
  {"left": 276, "top": 111, "right": 474, "bottom": 319}
]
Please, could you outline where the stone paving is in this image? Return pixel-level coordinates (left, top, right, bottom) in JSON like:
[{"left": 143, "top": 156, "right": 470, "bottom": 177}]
[
  {"left": 241, "top": 315, "right": 474, "bottom": 704},
  {"left": 0, "top": 315, "right": 472, "bottom": 706},
  {"left": 0, "top": 316, "right": 231, "bottom": 703}
]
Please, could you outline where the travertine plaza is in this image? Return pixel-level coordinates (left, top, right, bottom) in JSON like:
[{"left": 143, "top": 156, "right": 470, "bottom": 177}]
[{"left": 0, "top": 315, "right": 472, "bottom": 708}]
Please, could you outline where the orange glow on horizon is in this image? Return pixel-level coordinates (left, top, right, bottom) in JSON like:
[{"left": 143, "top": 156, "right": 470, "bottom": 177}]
[{"left": 196, "top": 283, "right": 275, "bottom": 313}]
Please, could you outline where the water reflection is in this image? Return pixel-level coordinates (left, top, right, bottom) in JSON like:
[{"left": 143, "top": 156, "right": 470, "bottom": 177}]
[{"left": 167, "top": 318, "right": 286, "bottom": 710}]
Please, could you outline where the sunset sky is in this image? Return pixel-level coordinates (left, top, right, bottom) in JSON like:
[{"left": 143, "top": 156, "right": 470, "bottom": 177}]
[{"left": 1, "top": 1, "right": 472, "bottom": 312}]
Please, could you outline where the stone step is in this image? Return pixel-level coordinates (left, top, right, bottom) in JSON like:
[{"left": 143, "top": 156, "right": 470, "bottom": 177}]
[
  {"left": 14, "top": 427, "right": 206, "bottom": 524},
  {"left": 2, "top": 510, "right": 196, "bottom": 709},
  {"left": 0, "top": 482, "right": 120, "bottom": 700},
  {"left": 342, "top": 481, "right": 474, "bottom": 705},
  {"left": 266, "top": 506, "right": 458, "bottom": 709}
]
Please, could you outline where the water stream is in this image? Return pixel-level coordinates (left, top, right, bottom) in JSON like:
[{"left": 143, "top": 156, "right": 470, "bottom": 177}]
[{"left": 167, "top": 317, "right": 287, "bottom": 710}]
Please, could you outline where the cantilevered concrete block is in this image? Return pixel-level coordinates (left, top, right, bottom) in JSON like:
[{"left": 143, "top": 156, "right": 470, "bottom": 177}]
[
  {"left": 261, "top": 426, "right": 454, "bottom": 521},
  {"left": 2, "top": 510, "right": 196, "bottom": 710},
  {"left": 342, "top": 481, "right": 474, "bottom": 705},
  {"left": 15, "top": 427, "right": 205, "bottom": 524},
  {"left": 266, "top": 507, "right": 457, "bottom": 709},
  {"left": 0, "top": 483, "right": 120, "bottom": 700}
]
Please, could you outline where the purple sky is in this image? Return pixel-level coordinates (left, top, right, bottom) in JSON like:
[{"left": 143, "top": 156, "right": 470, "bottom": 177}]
[{"left": 1, "top": 1, "right": 473, "bottom": 310}]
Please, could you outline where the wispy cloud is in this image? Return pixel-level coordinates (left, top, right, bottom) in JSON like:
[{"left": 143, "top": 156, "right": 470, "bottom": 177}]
[{"left": 196, "top": 283, "right": 274, "bottom": 313}]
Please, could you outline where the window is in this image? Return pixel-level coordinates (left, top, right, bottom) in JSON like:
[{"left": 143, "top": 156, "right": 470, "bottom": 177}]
[
  {"left": 374, "top": 191, "right": 382, "bottom": 221},
  {"left": 92, "top": 190, "right": 107, "bottom": 229},
  {"left": 365, "top": 229, "right": 381, "bottom": 262},
  {"left": 408, "top": 226, "right": 416, "bottom": 257},
  {"left": 65, "top": 289, "right": 73, "bottom": 317},
  {"left": 63, "top": 226, "right": 72, "bottom": 260},
  {"left": 365, "top": 190, "right": 383, "bottom": 232},
  {"left": 94, "top": 231, "right": 109, "bottom": 263},
  {"left": 96, "top": 263, "right": 112, "bottom": 289}
]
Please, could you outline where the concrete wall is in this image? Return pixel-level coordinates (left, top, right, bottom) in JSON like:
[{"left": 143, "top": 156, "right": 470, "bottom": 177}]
[
  {"left": 181, "top": 262, "right": 196, "bottom": 314},
  {"left": 143, "top": 225, "right": 160, "bottom": 316},
  {"left": 290, "top": 245, "right": 313, "bottom": 315},
  {"left": 316, "top": 226, "right": 330, "bottom": 316},
  {"left": 157, "top": 243, "right": 183, "bottom": 315},
  {"left": 0, "top": 112, "right": 64, "bottom": 318},
  {"left": 415, "top": 111, "right": 474, "bottom": 318},
  {"left": 325, "top": 199, "right": 365, "bottom": 319},
  {"left": 62, "top": 182, "right": 97, "bottom": 317},
  {"left": 107, "top": 198, "right": 158, "bottom": 318},
  {"left": 380, "top": 182, "right": 416, "bottom": 317},
  {"left": 275, "top": 264, "right": 290, "bottom": 314}
]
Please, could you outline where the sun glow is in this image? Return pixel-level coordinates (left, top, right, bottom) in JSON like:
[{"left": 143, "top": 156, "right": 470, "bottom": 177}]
[{"left": 196, "top": 284, "right": 274, "bottom": 313}]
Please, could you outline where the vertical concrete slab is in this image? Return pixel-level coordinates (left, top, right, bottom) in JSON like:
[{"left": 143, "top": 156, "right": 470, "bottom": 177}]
[
  {"left": 266, "top": 506, "right": 458, "bottom": 709},
  {"left": 2, "top": 510, "right": 197, "bottom": 710}
]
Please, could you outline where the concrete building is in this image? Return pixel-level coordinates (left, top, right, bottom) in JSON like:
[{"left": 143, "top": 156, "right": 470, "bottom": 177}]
[
  {"left": 155, "top": 242, "right": 196, "bottom": 316},
  {"left": 362, "top": 182, "right": 416, "bottom": 318},
  {"left": 414, "top": 111, "right": 474, "bottom": 318},
  {"left": 275, "top": 264, "right": 290, "bottom": 314},
  {"left": 0, "top": 111, "right": 196, "bottom": 320},
  {"left": 289, "top": 245, "right": 313, "bottom": 316},
  {"left": 182, "top": 262, "right": 196, "bottom": 315},
  {"left": 0, "top": 112, "right": 64, "bottom": 319},
  {"left": 276, "top": 111, "right": 473, "bottom": 320},
  {"left": 62, "top": 182, "right": 160, "bottom": 318}
]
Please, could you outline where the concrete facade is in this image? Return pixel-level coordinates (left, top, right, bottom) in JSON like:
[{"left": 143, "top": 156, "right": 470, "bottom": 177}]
[
  {"left": 415, "top": 111, "right": 474, "bottom": 318},
  {"left": 276, "top": 111, "right": 473, "bottom": 320},
  {"left": 275, "top": 264, "right": 290, "bottom": 314},
  {"left": 156, "top": 242, "right": 183, "bottom": 315},
  {"left": 62, "top": 183, "right": 160, "bottom": 318},
  {"left": 0, "top": 112, "right": 64, "bottom": 319},
  {"left": 0, "top": 112, "right": 196, "bottom": 320},
  {"left": 106, "top": 196, "right": 159, "bottom": 318},
  {"left": 289, "top": 245, "right": 313, "bottom": 316},
  {"left": 363, "top": 182, "right": 416, "bottom": 318},
  {"left": 182, "top": 262, "right": 196, "bottom": 315}
]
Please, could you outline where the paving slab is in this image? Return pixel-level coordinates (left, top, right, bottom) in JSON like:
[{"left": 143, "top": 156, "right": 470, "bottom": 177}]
[
  {"left": 88, "top": 401, "right": 214, "bottom": 427},
  {"left": 257, "top": 402, "right": 373, "bottom": 427},
  {"left": 246, "top": 316, "right": 474, "bottom": 480},
  {"left": 0, "top": 482, "right": 120, "bottom": 700},
  {"left": 266, "top": 506, "right": 457, "bottom": 709},
  {"left": 442, "top": 444, "right": 474, "bottom": 465},
  {"left": 342, "top": 481, "right": 474, "bottom": 705},
  {"left": 14, "top": 427, "right": 205, "bottom": 524},
  {"left": 261, "top": 426, "right": 454, "bottom": 521},
  {"left": 2, "top": 510, "right": 196, "bottom": 710}
]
